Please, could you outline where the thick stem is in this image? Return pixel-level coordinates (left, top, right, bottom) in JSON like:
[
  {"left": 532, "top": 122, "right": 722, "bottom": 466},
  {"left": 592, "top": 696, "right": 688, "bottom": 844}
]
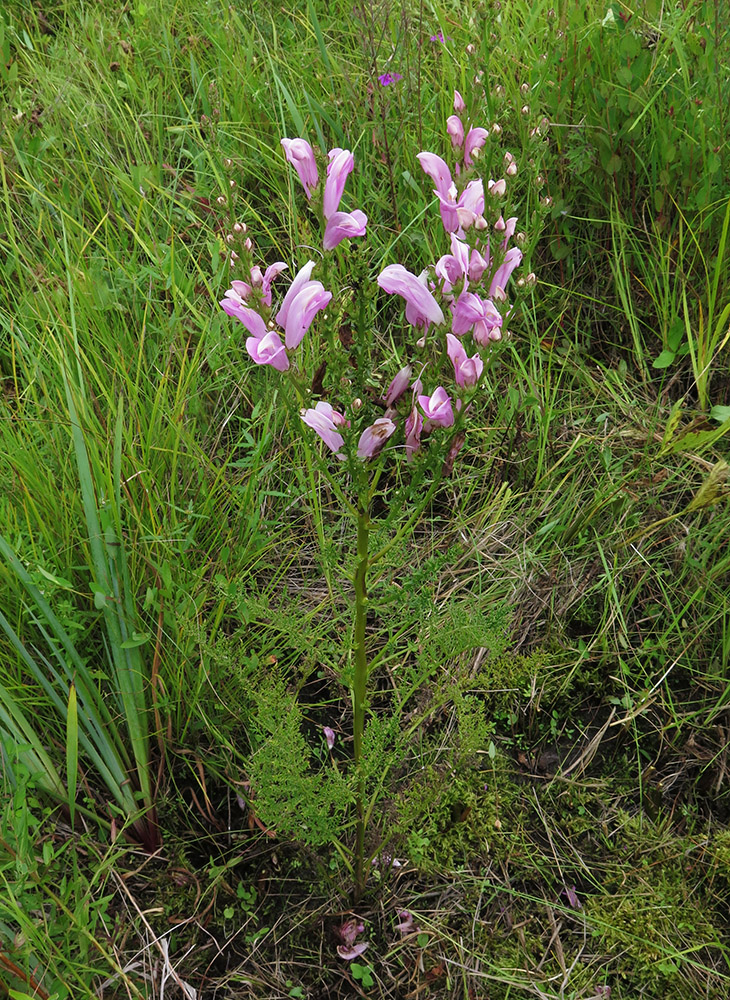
[{"left": 352, "top": 502, "right": 369, "bottom": 899}]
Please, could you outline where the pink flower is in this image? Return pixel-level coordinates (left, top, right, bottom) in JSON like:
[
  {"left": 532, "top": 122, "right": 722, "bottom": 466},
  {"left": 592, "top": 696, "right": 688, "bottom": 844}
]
[
  {"left": 378, "top": 263, "right": 445, "bottom": 331},
  {"left": 453, "top": 90, "right": 466, "bottom": 113},
  {"left": 395, "top": 910, "right": 417, "bottom": 935},
  {"left": 335, "top": 919, "right": 369, "bottom": 960},
  {"left": 452, "top": 292, "right": 503, "bottom": 345},
  {"left": 433, "top": 177, "right": 485, "bottom": 233},
  {"left": 324, "top": 148, "right": 355, "bottom": 220},
  {"left": 223, "top": 262, "right": 288, "bottom": 309},
  {"left": 418, "top": 387, "right": 454, "bottom": 428},
  {"left": 323, "top": 209, "right": 368, "bottom": 250},
  {"left": 405, "top": 407, "right": 423, "bottom": 461},
  {"left": 385, "top": 365, "right": 412, "bottom": 405},
  {"left": 357, "top": 417, "right": 396, "bottom": 459},
  {"left": 219, "top": 297, "right": 268, "bottom": 339},
  {"left": 500, "top": 216, "right": 518, "bottom": 249},
  {"left": 323, "top": 726, "right": 336, "bottom": 750},
  {"left": 446, "top": 115, "right": 464, "bottom": 149},
  {"left": 281, "top": 138, "right": 319, "bottom": 199},
  {"left": 275, "top": 260, "right": 332, "bottom": 348},
  {"left": 446, "top": 333, "right": 483, "bottom": 387},
  {"left": 489, "top": 246, "right": 523, "bottom": 300},
  {"left": 301, "top": 401, "right": 348, "bottom": 455},
  {"left": 464, "top": 127, "right": 488, "bottom": 168},
  {"left": 246, "top": 330, "right": 289, "bottom": 371}
]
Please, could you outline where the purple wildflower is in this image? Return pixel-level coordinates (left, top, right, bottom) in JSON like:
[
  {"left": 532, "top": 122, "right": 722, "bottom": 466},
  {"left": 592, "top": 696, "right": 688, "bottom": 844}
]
[{"left": 378, "top": 72, "right": 403, "bottom": 87}]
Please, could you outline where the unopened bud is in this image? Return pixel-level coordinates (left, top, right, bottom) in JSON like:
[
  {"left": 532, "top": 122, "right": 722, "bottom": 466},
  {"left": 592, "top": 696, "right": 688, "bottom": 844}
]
[
  {"left": 520, "top": 82, "right": 529, "bottom": 95},
  {"left": 521, "top": 104, "right": 530, "bottom": 115},
  {"left": 536, "top": 174, "right": 545, "bottom": 186},
  {"left": 225, "top": 233, "right": 235, "bottom": 244},
  {"left": 547, "top": 7, "right": 555, "bottom": 18},
  {"left": 229, "top": 251, "right": 239, "bottom": 265},
  {"left": 233, "top": 221, "right": 246, "bottom": 233},
  {"left": 475, "top": 215, "right": 488, "bottom": 231},
  {"left": 466, "top": 43, "right": 476, "bottom": 55},
  {"left": 352, "top": 398, "right": 363, "bottom": 411},
  {"left": 515, "top": 231, "right": 527, "bottom": 246},
  {"left": 506, "top": 161, "right": 517, "bottom": 176},
  {"left": 229, "top": 179, "right": 236, "bottom": 188},
  {"left": 494, "top": 85, "right": 505, "bottom": 99},
  {"left": 416, "top": 336, "right": 426, "bottom": 349},
  {"left": 494, "top": 215, "right": 506, "bottom": 232},
  {"left": 516, "top": 277, "right": 525, "bottom": 289},
  {"left": 216, "top": 195, "right": 226, "bottom": 205},
  {"left": 223, "top": 157, "right": 233, "bottom": 168},
  {"left": 491, "top": 123, "right": 502, "bottom": 136},
  {"left": 494, "top": 818, "right": 502, "bottom": 830},
  {"left": 525, "top": 272, "right": 537, "bottom": 287},
  {"left": 243, "top": 237, "right": 253, "bottom": 251},
  {"left": 454, "top": 90, "right": 466, "bottom": 113},
  {"left": 489, "top": 178, "right": 507, "bottom": 197},
  {"left": 541, "top": 196, "right": 553, "bottom": 208}
]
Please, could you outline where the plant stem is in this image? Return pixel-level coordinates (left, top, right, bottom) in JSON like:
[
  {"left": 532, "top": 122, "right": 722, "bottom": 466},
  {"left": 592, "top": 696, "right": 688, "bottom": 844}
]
[{"left": 352, "top": 501, "right": 369, "bottom": 900}]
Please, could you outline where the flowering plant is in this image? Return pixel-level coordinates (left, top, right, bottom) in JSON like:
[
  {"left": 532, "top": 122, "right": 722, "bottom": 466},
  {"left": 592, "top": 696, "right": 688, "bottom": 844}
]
[{"left": 218, "top": 91, "right": 531, "bottom": 897}]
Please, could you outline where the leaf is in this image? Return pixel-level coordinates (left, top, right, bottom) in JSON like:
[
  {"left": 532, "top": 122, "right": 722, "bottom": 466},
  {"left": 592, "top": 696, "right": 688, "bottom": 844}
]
[
  {"left": 710, "top": 405, "right": 730, "bottom": 423},
  {"left": 66, "top": 683, "right": 78, "bottom": 827},
  {"left": 120, "top": 632, "right": 151, "bottom": 649},
  {"left": 670, "top": 416, "right": 730, "bottom": 455},
  {"left": 652, "top": 349, "right": 676, "bottom": 369}
]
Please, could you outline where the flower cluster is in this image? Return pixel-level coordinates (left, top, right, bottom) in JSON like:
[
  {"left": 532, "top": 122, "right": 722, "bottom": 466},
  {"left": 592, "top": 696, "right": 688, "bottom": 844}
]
[{"left": 219, "top": 92, "right": 529, "bottom": 476}]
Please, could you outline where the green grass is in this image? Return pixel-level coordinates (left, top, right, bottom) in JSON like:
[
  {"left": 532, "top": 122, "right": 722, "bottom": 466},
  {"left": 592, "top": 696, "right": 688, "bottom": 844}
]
[{"left": 1, "top": 0, "right": 729, "bottom": 997}]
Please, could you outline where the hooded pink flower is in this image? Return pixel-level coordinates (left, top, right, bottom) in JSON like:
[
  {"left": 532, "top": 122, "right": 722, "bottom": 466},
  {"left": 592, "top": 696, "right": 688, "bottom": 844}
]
[
  {"left": 281, "top": 138, "right": 319, "bottom": 198},
  {"left": 452, "top": 292, "right": 503, "bottom": 345},
  {"left": 489, "top": 246, "right": 523, "bottom": 300},
  {"left": 418, "top": 387, "right": 454, "bottom": 428},
  {"left": 357, "top": 417, "right": 396, "bottom": 459},
  {"left": 446, "top": 333, "right": 483, "bottom": 387},
  {"left": 219, "top": 297, "right": 268, "bottom": 338},
  {"left": 323, "top": 148, "right": 355, "bottom": 220},
  {"left": 378, "top": 264, "right": 445, "bottom": 331},
  {"left": 453, "top": 90, "right": 466, "bottom": 113},
  {"left": 404, "top": 406, "right": 423, "bottom": 462},
  {"left": 385, "top": 365, "right": 412, "bottom": 405},
  {"left": 323, "top": 209, "right": 368, "bottom": 250},
  {"left": 464, "top": 127, "right": 488, "bottom": 168},
  {"left": 446, "top": 115, "right": 464, "bottom": 149},
  {"left": 223, "top": 262, "right": 288, "bottom": 309},
  {"left": 433, "top": 178, "right": 485, "bottom": 233},
  {"left": 246, "top": 330, "right": 289, "bottom": 371},
  {"left": 301, "top": 401, "right": 348, "bottom": 455},
  {"left": 275, "top": 260, "right": 332, "bottom": 348},
  {"left": 335, "top": 919, "right": 369, "bottom": 961}
]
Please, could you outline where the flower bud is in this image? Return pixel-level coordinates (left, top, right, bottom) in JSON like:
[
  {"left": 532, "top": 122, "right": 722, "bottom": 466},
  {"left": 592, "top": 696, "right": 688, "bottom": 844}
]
[
  {"left": 515, "top": 231, "right": 527, "bottom": 246},
  {"left": 525, "top": 272, "right": 537, "bottom": 287},
  {"left": 494, "top": 85, "right": 505, "bottom": 99},
  {"left": 233, "top": 221, "right": 247, "bottom": 233},
  {"left": 489, "top": 178, "right": 507, "bottom": 197},
  {"left": 216, "top": 195, "right": 226, "bottom": 205},
  {"left": 225, "top": 233, "right": 235, "bottom": 244},
  {"left": 416, "top": 336, "right": 426, "bottom": 349},
  {"left": 520, "top": 82, "right": 529, "bottom": 95},
  {"left": 229, "top": 179, "right": 236, "bottom": 188},
  {"left": 243, "top": 237, "right": 253, "bottom": 251},
  {"left": 475, "top": 215, "right": 488, "bottom": 231},
  {"left": 541, "top": 196, "right": 553, "bottom": 208},
  {"left": 491, "top": 123, "right": 502, "bottom": 136},
  {"left": 536, "top": 174, "right": 545, "bottom": 186},
  {"left": 352, "top": 398, "right": 363, "bottom": 411},
  {"left": 521, "top": 104, "right": 530, "bottom": 115},
  {"left": 506, "top": 161, "right": 517, "bottom": 176},
  {"left": 516, "top": 277, "right": 525, "bottom": 289},
  {"left": 223, "top": 157, "right": 233, "bottom": 169},
  {"left": 466, "top": 43, "right": 475, "bottom": 55},
  {"left": 453, "top": 90, "right": 466, "bottom": 113},
  {"left": 494, "top": 215, "right": 506, "bottom": 232}
]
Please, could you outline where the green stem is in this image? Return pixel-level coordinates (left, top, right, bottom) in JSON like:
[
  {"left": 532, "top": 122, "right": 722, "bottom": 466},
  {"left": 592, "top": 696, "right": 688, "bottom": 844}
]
[{"left": 352, "top": 502, "right": 370, "bottom": 900}]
